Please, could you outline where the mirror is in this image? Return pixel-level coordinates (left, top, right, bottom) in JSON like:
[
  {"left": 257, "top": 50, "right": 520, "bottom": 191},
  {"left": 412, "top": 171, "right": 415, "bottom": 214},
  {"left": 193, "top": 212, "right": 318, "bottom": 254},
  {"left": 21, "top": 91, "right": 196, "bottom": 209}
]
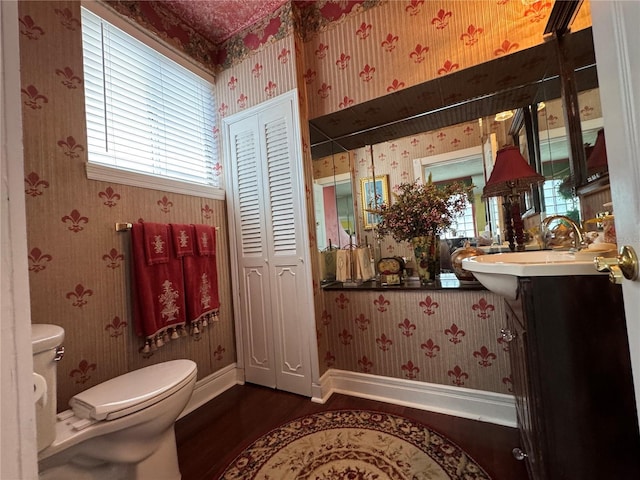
[
  {"left": 534, "top": 89, "right": 603, "bottom": 223},
  {"left": 310, "top": 25, "right": 602, "bottom": 264},
  {"left": 311, "top": 124, "right": 357, "bottom": 251}
]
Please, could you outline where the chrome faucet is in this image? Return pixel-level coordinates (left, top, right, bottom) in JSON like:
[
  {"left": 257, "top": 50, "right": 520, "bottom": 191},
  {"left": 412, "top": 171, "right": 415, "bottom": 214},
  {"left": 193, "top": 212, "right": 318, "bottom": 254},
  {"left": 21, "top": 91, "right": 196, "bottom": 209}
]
[{"left": 540, "top": 215, "right": 585, "bottom": 250}]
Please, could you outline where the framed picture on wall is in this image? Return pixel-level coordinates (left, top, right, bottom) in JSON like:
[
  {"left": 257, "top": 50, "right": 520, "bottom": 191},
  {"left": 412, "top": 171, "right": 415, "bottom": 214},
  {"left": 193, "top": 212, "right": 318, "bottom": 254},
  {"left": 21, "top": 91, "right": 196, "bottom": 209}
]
[{"left": 360, "top": 175, "right": 389, "bottom": 230}]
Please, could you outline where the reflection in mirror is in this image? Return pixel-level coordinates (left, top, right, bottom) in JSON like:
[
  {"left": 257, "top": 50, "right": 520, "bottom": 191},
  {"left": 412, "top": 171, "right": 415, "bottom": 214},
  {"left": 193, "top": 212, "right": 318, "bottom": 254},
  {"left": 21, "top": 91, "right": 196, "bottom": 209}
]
[
  {"left": 536, "top": 89, "right": 603, "bottom": 224},
  {"left": 311, "top": 124, "right": 357, "bottom": 251},
  {"left": 414, "top": 147, "right": 486, "bottom": 239},
  {"left": 346, "top": 119, "right": 510, "bottom": 271}
]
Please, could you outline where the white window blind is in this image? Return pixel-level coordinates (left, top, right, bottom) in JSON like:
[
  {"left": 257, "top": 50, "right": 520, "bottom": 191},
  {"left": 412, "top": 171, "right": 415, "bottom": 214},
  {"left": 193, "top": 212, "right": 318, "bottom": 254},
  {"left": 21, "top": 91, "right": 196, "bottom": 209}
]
[{"left": 81, "top": 7, "right": 219, "bottom": 190}]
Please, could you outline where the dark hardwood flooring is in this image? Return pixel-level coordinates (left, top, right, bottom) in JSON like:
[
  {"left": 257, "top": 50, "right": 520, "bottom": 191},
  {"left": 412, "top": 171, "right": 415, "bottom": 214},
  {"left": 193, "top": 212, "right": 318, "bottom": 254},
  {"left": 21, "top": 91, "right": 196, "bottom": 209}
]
[{"left": 175, "top": 383, "right": 528, "bottom": 480}]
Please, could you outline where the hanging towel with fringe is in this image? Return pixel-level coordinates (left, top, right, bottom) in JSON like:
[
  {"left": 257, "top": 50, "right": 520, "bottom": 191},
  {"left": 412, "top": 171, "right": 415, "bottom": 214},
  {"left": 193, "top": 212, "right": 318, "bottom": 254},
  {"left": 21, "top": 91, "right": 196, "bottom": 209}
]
[
  {"left": 179, "top": 224, "right": 220, "bottom": 326},
  {"left": 131, "top": 222, "right": 187, "bottom": 347}
]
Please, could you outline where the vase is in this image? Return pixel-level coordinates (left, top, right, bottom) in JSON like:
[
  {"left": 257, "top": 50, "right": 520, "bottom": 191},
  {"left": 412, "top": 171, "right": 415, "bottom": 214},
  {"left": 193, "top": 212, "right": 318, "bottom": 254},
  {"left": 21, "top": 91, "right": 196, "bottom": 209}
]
[
  {"left": 411, "top": 235, "right": 440, "bottom": 284},
  {"left": 450, "top": 241, "right": 484, "bottom": 283}
]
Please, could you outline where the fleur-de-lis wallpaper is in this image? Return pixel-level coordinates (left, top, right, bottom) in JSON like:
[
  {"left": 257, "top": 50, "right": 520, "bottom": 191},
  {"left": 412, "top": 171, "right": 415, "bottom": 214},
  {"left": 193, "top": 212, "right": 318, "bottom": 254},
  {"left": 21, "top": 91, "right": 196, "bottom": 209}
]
[
  {"left": 19, "top": 1, "right": 233, "bottom": 408},
  {"left": 19, "top": 0, "right": 595, "bottom": 408},
  {"left": 321, "top": 288, "right": 510, "bottom": 393}
]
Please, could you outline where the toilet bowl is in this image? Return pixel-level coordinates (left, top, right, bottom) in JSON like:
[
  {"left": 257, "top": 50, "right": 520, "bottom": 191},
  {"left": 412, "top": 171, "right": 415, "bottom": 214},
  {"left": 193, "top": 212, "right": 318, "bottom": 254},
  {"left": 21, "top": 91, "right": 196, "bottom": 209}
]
[{"left": 32, "top": 324, "right": 197, "bottom": 480}]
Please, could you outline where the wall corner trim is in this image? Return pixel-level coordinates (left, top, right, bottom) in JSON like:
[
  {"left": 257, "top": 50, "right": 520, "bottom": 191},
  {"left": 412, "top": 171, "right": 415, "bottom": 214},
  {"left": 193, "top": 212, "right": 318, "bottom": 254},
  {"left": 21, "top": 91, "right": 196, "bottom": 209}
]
[{"left": 315, "top": 369, "right": 517, "bottom": 428}]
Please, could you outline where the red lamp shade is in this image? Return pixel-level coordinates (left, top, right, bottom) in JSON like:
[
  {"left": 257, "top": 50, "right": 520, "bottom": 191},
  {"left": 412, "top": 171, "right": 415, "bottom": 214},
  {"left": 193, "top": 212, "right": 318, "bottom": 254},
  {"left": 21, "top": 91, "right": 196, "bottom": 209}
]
[
  {"left": 586, "top": 128, "right": 608, "bottom": 174},
  {"left": 483, "top": 145, "right": 545, "bottom": 198}
]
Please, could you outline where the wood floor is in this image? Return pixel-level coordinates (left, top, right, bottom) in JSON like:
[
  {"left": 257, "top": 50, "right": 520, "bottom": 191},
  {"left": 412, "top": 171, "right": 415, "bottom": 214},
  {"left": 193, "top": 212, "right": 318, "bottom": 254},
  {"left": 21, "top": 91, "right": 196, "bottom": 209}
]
[{"left": 175, "top": 383, "right": 529, "bottom": 480}]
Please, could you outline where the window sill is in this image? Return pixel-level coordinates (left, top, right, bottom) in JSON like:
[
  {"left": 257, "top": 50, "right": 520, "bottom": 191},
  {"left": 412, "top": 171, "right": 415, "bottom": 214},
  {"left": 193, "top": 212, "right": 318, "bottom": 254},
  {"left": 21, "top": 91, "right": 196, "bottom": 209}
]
[{"left": 86, "top": 163, "right": 225, "bottom": 201}]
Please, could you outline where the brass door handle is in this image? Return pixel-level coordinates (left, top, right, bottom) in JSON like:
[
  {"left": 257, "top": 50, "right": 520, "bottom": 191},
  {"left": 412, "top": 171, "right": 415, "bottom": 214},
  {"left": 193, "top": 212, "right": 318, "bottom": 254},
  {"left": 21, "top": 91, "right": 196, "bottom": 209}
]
[{"left": 594, "top": 245, "right": 638, "bottom": 284}]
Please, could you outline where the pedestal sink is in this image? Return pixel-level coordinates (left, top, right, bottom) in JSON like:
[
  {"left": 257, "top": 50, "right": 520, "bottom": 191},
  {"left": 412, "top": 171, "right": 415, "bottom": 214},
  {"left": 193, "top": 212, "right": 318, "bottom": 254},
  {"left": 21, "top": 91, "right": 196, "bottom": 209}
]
[{"left": 461, "top": 250, "right": 608, "bottom": 299}]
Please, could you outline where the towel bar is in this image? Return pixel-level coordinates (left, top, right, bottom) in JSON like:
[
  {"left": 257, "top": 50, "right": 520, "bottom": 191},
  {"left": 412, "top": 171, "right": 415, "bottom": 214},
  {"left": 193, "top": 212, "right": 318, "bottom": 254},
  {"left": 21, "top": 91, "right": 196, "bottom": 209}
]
[{"left": 115, "top": 223, "right": 219, "bottom": 232}]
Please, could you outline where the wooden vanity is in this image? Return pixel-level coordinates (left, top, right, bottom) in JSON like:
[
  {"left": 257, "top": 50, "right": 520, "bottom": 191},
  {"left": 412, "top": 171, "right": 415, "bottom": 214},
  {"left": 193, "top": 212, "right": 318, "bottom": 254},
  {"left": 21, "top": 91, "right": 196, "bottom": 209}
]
[{"left": 504, "top": 274, "right": 640, "bottom": 479}]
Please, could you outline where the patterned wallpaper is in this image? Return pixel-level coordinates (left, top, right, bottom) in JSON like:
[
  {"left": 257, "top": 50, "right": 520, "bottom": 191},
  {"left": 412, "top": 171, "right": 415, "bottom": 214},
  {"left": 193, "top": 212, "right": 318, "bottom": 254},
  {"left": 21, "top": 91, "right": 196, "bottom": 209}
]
[
  {"left": 301, "top": 0, "right": 592, "bottom": 120},
  {"left": 320, "top": 288, "right": 512, "bottom": 394},
  {"left": 19, "top": 1, "right": 235, "bottom": 409},
  {"left": 18, "top": 0, "right": 597, "bottom": 407}
]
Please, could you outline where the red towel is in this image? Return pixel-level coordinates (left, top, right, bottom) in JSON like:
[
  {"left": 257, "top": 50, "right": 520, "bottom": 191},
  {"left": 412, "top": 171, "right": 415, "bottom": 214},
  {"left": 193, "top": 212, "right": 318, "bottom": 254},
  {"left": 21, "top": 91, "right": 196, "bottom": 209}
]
[
  {"left": 183, "top": 224, "right": 220, "bottom": 324},
  {"left": 143, "top": 222, "right": 171, "bottom": 265},
  {"left": 131, "top": 222, "right": 186, "bottom": 342},
  {"left": 194, "top": 224, "right": 216, "bottom": 255},
  {"left": 170, "top": 223, "right": 195, "bottom": 257}
]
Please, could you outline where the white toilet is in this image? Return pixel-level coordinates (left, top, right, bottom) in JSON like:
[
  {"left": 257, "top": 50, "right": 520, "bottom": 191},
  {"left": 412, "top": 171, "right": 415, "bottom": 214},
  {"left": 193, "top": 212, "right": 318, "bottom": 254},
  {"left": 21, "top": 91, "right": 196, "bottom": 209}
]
[{"left": 32, "top": 324, "right": 197, "bottom": 480}]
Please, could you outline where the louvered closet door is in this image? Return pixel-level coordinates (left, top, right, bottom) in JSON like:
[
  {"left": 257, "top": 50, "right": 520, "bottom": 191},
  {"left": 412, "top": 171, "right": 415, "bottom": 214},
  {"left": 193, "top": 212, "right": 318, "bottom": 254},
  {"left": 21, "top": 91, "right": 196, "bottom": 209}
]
[
  {"left": 226, "top": 91, "right": 313, "bottom": 397},
  {"left": 228, "top": 118, "right": 276, "bottom": 389},
  {"left": 259, "top": 104, "right": 312, "bottom": 397}
]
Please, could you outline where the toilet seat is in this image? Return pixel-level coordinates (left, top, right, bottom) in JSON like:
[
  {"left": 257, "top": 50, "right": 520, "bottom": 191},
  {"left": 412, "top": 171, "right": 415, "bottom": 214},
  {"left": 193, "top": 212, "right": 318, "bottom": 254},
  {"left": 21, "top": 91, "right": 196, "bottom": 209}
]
[{"left": 69, "top": 359, "right": 197, "bottom": 421}]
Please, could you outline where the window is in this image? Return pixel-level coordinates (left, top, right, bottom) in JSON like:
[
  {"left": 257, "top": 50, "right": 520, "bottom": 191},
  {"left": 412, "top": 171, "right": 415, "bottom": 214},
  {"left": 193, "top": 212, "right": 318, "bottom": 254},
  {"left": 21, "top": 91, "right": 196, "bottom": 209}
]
[
  {"left": 442, "top": 198, "right": 476, "bottom": 239},
  {"left": 81, "top": 5, "right": 221, "bottom": 198},
  {"left": 542, "top": 179, "right": 580, "bottom": 218}
]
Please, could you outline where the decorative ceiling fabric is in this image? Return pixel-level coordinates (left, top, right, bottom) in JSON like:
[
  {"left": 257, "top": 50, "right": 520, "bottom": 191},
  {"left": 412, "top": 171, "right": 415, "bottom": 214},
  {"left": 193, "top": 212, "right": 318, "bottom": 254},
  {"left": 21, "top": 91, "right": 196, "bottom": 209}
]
[
  {"left": 105, "top": 1, "right": 382, "bottom": 71},
  {"left": 164, "top": 0, "right": 289, "bottom": 44},
  {"left": 106, "top": 0, "right": 219, "bottom": 69}
]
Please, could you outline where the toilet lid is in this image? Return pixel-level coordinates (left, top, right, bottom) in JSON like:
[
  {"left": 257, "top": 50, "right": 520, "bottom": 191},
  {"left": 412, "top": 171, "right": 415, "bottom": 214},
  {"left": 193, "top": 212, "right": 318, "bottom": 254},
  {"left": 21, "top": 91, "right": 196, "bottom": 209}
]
[{"left": 69, "top": 359, "right": 197, "bottom": 421}]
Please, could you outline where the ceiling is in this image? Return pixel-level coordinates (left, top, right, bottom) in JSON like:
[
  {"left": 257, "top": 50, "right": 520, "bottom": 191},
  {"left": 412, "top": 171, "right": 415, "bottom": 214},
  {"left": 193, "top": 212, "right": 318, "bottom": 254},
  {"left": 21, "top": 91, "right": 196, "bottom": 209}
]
[
  {"left": 309, "top": 27, "right": 598, "bottom": 159},
  {"left": 160, "top": 0, "right": 287, "bottom": 44}
]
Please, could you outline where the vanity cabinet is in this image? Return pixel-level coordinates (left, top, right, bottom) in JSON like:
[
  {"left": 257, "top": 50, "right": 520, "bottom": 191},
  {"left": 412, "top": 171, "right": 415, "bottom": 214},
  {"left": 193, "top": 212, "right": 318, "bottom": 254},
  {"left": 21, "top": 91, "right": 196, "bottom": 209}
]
[{"left": 504, "top": 275, "right": 640, "bottom": 479}]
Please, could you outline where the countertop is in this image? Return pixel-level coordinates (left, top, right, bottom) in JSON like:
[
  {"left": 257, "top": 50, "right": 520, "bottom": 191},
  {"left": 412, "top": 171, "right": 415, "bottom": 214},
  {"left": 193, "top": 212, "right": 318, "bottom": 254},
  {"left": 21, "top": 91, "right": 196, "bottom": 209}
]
[{"left": 321, "top": 272, "right": 486, "bottom": 291}]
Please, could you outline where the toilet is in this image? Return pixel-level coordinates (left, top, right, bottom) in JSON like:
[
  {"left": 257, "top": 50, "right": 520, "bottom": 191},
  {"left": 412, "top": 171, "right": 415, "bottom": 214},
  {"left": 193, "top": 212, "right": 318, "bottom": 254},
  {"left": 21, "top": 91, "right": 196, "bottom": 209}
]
[{"left": 32, "top": 324, "right": 197, "bottom": 480}]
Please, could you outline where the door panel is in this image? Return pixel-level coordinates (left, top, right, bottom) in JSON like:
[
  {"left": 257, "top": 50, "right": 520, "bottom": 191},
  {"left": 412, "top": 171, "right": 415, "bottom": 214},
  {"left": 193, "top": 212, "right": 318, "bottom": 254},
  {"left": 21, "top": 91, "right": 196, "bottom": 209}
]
[
  {"left": 228, "top": 118, "right": 275, "bottom": 387},
  {"left": 243, "top": 266, "right": 275, "bottom": 387},
  {"left": 225, "top": 91, "right": 315, "bottom": 397},
  {"left": 272, "top": 263, "right": 311, "bottom": 396}
]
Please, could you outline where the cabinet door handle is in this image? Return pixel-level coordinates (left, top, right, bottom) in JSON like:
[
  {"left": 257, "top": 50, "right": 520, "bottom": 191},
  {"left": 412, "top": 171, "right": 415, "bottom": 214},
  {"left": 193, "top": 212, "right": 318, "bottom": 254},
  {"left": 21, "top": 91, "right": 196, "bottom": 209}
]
[
  {"left": 500, "top": 328, "right": 516, "bottom": 342},
  {"left": 512, "top": 448, "right": 528, "bottom": 461}
]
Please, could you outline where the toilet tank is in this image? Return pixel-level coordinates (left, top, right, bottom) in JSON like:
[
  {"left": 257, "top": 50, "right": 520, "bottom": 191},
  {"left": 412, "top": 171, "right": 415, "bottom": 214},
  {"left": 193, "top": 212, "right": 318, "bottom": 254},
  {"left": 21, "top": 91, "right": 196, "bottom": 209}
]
[{"left": 32, "top": 324, "right": 64, "bottom": 452}]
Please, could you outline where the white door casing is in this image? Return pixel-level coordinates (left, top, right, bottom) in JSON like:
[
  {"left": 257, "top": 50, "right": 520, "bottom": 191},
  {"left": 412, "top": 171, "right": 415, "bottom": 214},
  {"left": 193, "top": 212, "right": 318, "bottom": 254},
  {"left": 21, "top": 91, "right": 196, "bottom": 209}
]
[
  {"left": 224, "top": 90, "right": 316, "bottom": 397},
  {"left": 1, "top": 0, "right": 39, "bottom": 477},
  {"left": 591, "top": 1, "right": 640, "bottom": 427}
]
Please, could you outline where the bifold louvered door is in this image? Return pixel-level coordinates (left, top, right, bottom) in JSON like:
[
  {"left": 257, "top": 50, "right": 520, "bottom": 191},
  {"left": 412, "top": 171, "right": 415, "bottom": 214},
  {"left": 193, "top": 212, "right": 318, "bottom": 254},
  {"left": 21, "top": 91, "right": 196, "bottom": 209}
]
[{"left": 225, "top": 91, "right": 313, "bottom": 397}]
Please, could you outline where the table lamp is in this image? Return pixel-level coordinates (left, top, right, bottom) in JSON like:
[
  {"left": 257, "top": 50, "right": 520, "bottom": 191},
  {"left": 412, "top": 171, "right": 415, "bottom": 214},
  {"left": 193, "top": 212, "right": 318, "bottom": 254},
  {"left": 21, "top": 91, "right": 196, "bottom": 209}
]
[{"left": 483, "top": 145, "right": 545, "bottom": 251}]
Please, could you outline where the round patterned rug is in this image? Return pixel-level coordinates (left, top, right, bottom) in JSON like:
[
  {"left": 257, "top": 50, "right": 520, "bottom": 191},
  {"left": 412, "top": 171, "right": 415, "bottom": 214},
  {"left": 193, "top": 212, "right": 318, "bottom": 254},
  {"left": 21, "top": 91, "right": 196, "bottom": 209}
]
[{"left": 217, "top": 410, "right": 491, "bottom": 479}]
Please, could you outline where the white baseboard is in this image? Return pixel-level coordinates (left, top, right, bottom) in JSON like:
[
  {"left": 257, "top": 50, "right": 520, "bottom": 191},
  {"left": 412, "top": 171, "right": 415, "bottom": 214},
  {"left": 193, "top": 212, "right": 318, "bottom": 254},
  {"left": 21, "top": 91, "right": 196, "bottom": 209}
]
[
  {"left": 179, "top": 363, "right": 244, "bottom": 419},
  {"left": 180, "top": 366, "right": 516, "bottom": 428},
  {"left": 312, "top": 369, "right": 517, "bottom": 428}
]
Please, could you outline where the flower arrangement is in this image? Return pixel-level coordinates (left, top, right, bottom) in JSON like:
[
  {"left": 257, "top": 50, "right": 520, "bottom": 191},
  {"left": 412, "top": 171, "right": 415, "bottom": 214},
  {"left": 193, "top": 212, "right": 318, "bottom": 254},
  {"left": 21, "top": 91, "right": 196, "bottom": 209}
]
[{"left": 376, "top": 179, "right": 471, "bottom": 243}]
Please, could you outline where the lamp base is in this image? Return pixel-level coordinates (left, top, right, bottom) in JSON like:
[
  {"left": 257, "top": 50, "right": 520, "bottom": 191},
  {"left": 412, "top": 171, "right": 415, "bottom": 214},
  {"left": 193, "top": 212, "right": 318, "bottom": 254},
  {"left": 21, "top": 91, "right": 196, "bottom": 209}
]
[
  {"left": 503, "top": 200, "right": 516, "bottom": 252},
  {"left": 511, "top": 200, "right": 526, "bottom": 251},
  {"left": 503, "top": 196, "right": 526, "bottom": 252}
]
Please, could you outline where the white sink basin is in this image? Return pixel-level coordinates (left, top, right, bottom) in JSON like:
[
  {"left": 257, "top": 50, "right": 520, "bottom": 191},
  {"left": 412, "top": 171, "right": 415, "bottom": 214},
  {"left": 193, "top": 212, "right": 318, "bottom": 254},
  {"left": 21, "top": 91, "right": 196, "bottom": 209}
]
[{"left": 461, "top": 250, "right": 607, "bottom": 299}]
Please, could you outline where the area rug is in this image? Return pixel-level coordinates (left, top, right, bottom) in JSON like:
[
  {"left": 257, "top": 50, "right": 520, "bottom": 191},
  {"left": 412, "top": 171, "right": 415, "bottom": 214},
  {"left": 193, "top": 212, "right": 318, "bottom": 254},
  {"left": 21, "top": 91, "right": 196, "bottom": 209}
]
[{"left": 217, "top": 410, "right": 491, "bottom": 479}]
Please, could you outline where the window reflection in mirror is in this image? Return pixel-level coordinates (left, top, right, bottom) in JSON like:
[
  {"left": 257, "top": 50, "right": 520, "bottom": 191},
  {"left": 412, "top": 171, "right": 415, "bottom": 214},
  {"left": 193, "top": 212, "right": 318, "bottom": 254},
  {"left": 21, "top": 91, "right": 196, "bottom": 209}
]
[
  {"left": 312, "top": 147, "right": 357, "bottom": 250},
  {"left": 536, "top": 88, "right": 603, "bottom": 224},
  {"left": 415, "top": 148, "right": 485, "bottom": 240}
]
